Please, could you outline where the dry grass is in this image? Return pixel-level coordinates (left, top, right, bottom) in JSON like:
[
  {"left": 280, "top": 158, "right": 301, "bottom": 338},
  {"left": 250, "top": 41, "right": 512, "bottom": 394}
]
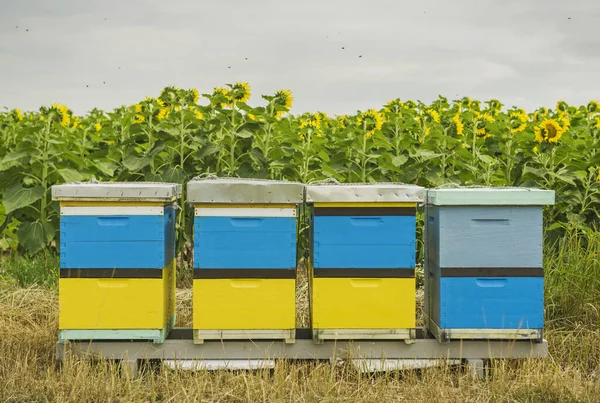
[{"left": 1, "top": 280, "right": 599, "bottom": 402}]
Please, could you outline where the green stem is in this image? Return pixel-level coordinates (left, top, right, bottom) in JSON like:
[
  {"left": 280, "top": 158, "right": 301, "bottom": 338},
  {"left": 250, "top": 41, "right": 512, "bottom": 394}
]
[
  {"left": 80, "top": 128, "right": 87, "bottom": 159},
  {"left": 40, "top": 120, "right": 51, "bottom": 223},
  {"left": 230, "top": 101, "right": 237, "bottom": 174},
  {"left": 471, "top": 128, "right": 478, "bottom": 182},
  {"left": 178, "top": 109, "right": 187, "bottom": 246},
  {"left": 505, "top": 138, "right": 512, "bottom": 185},
  {"left": 302, "top": 131, "right": 312, "bottom": 182}
]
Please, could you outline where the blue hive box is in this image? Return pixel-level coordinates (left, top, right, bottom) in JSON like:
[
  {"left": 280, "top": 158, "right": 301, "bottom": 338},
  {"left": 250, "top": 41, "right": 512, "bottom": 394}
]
[{"left": 424, "top": 187, "right": 555, "bottom": 342}]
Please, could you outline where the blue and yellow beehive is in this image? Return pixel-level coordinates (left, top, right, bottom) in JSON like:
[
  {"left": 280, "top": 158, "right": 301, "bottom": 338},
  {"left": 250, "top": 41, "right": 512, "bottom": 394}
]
[
  {"left": 187, "top": 178, "right": 304, "bottom": 344},
  {"left": 52, "top": 182, "right": 181, "bottom": 343},
  {"left": 305, "top": 183, "right": 424, "bottom": 342},
  {"left": 424, "top": 187, "right": 555, "bottom": 342}
]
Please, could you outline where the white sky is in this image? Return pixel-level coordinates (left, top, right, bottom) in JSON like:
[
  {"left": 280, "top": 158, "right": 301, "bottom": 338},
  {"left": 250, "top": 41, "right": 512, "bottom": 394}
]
[{"left": 1, "top": 0, "right": 599, "bottom": 115}]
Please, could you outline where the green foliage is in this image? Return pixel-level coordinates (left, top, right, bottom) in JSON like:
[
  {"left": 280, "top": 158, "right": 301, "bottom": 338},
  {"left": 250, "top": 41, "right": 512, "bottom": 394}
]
[
  {"left": 0, "top": 253, "right": 59, "bottom": 289},
  {"left": 1, "top": 90, "right": 600, "bottom": 254}
]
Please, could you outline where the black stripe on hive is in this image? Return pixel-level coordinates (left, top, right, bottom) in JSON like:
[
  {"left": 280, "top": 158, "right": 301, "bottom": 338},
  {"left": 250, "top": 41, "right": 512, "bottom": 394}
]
[{"left": 193, "top": 268, "right": 296, "bottom": 279}]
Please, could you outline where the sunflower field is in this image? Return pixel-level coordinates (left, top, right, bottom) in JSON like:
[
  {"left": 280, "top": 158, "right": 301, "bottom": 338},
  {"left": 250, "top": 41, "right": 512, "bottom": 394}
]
[{"left": 1, "top": 83, "right": 599, "bottom": 254}]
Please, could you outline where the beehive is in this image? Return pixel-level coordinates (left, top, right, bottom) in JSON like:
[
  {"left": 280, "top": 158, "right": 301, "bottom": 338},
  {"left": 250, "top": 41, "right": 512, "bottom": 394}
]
[
  {"left": 187, "top": 178, "right": 304, "bottom": 344},
  {"left": 305, "top": 183, "right": 424, "bottom": 342},
  {"left": 424, "top": 187, "right": 555, "bottom": 342},
  {"left": 52, "top": 182, "right": 181, "bottom": 343}
]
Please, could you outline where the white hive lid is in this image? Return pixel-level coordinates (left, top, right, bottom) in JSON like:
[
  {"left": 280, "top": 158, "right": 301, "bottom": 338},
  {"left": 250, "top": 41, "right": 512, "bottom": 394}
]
[
  {"left": 51, "top": 182, "right": 182, "bottom": 202},
  {"left": 187, "top": 177, "right": 304, "bottom": 204},
  {"left": 304, "top": 182, "right": 425, "bottom": 203}
]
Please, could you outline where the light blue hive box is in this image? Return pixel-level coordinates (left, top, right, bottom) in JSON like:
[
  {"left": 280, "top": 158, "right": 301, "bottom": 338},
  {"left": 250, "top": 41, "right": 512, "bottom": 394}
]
[{"left": 424, "top": 187, "right": 555, "bottom": 342}]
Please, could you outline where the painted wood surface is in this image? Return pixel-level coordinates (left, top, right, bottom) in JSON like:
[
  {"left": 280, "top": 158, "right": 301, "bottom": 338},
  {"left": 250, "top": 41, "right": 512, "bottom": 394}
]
[
  {"left": 60, "top": 205, "right": 165, "bottom": 216},
  {"left": 426, "top": 188, "right": 555, "bottom": 206},
  {"left": 194, "top": 216, "right": 297, "bottom": 269},
  {"left": 438, "top": 277, "right": 544, "bottom": 329},
  {"left": 59, "top": 260, "right": 175, "bottom": 329},
  {"left": 59, "top": 205, "right": 176, "bottom": 269},
  {"left": 428, "top": 206, "right": 543, "bottom": 268},
  {"left": 313, "top": 215, "right": 416, "bottom": 269},
  {"left": 58, "top": 315, "right": 175, "bottom": 343},
  {"left": 312, "top": 277, "right": 415, "bottom": 329},
  {"left": 195, "top": 207, "right": 297, "bottom": 217},
  {"left": 193, "top": 279, "right": 296, "bottom": 330}
]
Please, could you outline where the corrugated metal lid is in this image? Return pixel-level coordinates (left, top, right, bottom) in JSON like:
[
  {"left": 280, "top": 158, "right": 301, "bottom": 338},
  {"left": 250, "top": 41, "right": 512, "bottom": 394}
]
[
  {"left": 426, "top": 187, "right": 555, "bottom": 206},
  {"left": 304, "top": 182, "right": 425, "bottom": 203},
  {"left": 187, "top": 177, "right": 304, "bottom": 204},
  {"left": 51, "top": 181, "right": 182, "bottom": 202}
]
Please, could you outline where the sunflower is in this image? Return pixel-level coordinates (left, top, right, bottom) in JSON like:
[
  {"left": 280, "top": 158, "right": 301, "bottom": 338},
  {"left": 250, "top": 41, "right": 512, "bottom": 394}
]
[
  {"left": 404, "top": 100, "right": 417, "bottom": 109},
  {"left": 209, "top": 87, "right": 230, "bottom": 108},
  {"left": 274, "top": 89, "right": 293, "bottom": 109},
  {"left": 194, "top": 109, "right": 203, "bottom": 120},
  {"left": 299, "top": 113, "right": 322, "bottom": 130},
  {"left": 134, "top": 115, "right": 145, "bottom": 124},
  {"left": 556, "top": 100, "right": 569, "bottom": 114},
  {"left": 473, "top": 112, "right": 493, "bottom": 138},
  {"left": 427, "top": 109, "right": 440, "bottom": 123},
  {"left": 595, "top": 117, "right": 600, "bottom": 129},
  {"left": 316, "top": 111, "right": 329, "bottom": 126},
  {"left": 560, "top": 115, "right": 570, "bottom": 131},
  {"left": 190, "top": 88, "right": 199, "bottom": 104},
  {"left": 509, "top": 110, "right": 528, "bottom": 134},
  {"left": 534, "top": 119, "right": 565, "bottom": 143},
  {"left": 357, "top": 109, "right": 383, "bottom": 137},
  {"left": 533, "top": 107, "right": 548, "bottom": 123},
  {"left": 230, "top": 82, "right": 251, "bottom": 103},
  {"left": 94, "top": 123, "right": 102, "bottom": 132},
  {"left": 453, "top": 113, "right": 464, "bottom": 136},
  {"left": 134, "top": 104, "right": 142, "bottom": 113},
  {"left": 157, "top": 107, "right": 170, "bottom": 121},
  {"left": 384, "top": 98, "right": 404, "bottom": 114},
  {"left": 15, "top": 109, "right": 23, "bottom": 121},
  {"left": 336, "top": 115, "right": 352, "bottom": 129},
  {"left": 481, "top": 112, "right": 494, "bottom": 123},
  {"left": 460, "top": 97, "right": 472, "bottom": 110},
  {"left": 59, "top": 111, "right": 70, "bottom": 127},
  {"left": 587, "top": 100, "right": 599, "bottom": 114},
  {"left": 485, "top": 99, "right": 504, "bottom": 116},
  {"left": 159, "top": 86, "right": 180, "bottom": 106},
  {"left": 71, "top": 117, "right": 81, "bottom": 129}
]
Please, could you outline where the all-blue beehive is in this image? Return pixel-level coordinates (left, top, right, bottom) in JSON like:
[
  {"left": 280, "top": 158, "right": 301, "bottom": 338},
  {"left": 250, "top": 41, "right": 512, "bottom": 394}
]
[{"left": 424, "top": 187, "right": 555, "bottom": 342}]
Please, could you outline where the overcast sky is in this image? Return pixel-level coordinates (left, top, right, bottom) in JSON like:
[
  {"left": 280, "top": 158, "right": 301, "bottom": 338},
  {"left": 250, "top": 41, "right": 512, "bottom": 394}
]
[{"left": 1, "top": 0, "right": 599, "bottom": 116}]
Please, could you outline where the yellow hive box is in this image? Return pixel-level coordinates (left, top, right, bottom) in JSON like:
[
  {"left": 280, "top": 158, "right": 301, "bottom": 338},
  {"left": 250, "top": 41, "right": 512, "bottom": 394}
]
[
  {"left": 59, "top": 260, "right": 176, "bottom": 330},
  {"left": 311, "top": 276, "right": 416, "bottom": 339},
  {"left": 193, "top": 278, "right": 296, "bottom": 343}
]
